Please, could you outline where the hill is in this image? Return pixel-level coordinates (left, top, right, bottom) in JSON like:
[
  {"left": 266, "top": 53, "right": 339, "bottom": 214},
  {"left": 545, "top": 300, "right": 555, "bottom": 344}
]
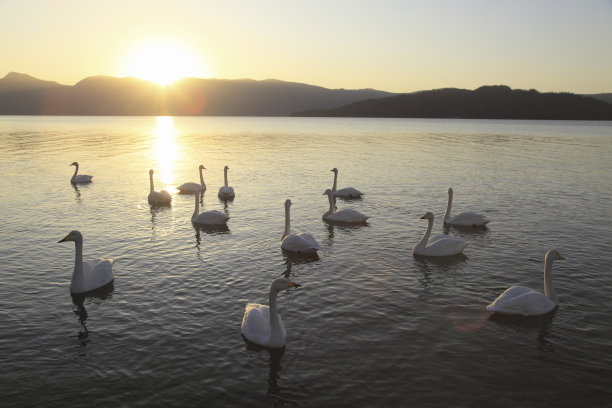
[
  {"left": 0, "top": 72, "right": 393, "bottom": 116},
  {"left": 291, "top": 86, "right": 612, "bottom": 120}
]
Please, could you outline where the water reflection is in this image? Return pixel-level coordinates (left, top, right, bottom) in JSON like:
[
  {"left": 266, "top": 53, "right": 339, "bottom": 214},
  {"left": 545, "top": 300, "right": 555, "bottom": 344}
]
[
  {"left": 488, "top": 309, "right": 557, "bottom": 351},
  {"left": 71, "top": 183, "right": 82, "bottom": 203},
  {"left": 71, "top": 283, "right": 114, "bottom": 348},
  {"left": 241, "top": 337, "right": 297, "bottom": 404},
  {"left": 152, "top": 116, "right": 178, "bottom": 187}
]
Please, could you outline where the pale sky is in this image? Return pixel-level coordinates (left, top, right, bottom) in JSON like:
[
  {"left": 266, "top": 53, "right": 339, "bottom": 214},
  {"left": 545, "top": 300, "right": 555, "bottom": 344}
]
[{"left": 1, "top": 0, "right": 611, "bottom": 93}]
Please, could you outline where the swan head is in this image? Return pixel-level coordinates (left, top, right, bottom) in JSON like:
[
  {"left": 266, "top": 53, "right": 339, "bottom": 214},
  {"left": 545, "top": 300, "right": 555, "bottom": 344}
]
[
  {"left": 224, "top": 165, "right": 229, "bottom": 170},
  {"left": 322, "top": 189, "right": 334, "bottom": 196},
  {"left": 199, "top": 164, "right": 206, "bottom": 170},
  {"left": 270, "top": 277, "right": 301, "bottom": 293},
  {"left": 420, "top": 212, "right": 435, "bottom": 221},
  {"left": 69, "top": 162, "right": 78, "bottom": 167},
  {"left": 149, "top": 169, "right": 154, "bottom": 175},
  {"left": 448, "top": 187, "right": 453, "bottom": 196},
  {"left": 330, "top": 168, "right": 338, "bottom": 174},
  {"left": 546, "top": 249, "right": 565, "bottom": 262},
  {"left": 58, "top": 230, "right": 83, "bottom": 243},
  {"left": 284, "top": 199, "right": 292, "bottom": 209}
]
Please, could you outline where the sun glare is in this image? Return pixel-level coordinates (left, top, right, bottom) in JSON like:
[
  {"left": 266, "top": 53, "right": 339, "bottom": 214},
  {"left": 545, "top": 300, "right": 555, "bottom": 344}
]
[
  {"left": 119, "top": 38, "right": 210, "bottom": 85},
  {"left": 153, "top": 116, "right": 178, "bottom": 185}
]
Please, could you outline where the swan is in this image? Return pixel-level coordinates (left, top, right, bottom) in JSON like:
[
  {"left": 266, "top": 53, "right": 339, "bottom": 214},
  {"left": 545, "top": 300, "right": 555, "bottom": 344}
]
[
  {"left": 413, "top": 212, "right": 468, "bottom": 257},
  {"left": 218, "top": 165, "right": 235, "bottom": 200},
  {"left": 147, "top": 169, "right": 172, "bottom": 206},
  {"left": 322, "top": 189, "right": 368, "bottom": 224},
  {"left": 443, "top": 187, "right": 490, "bottom": 227},
  {"left": 191, "top": 192, "right": 229, "bottom": 226},
  {"left": 487, "top": 250, "right": 565, "bottom": 316},
  {"left": 330, "top": 168, "right": 363, "bottom": 198},
  {"left": 69, "top": 162, "right": 93, "bottom": 184},
  {"left": 177, "top": 164, "right": 206, "bottom": 194},
  {"left": 281, "top": 199, "right": 320, "bottom": 253},
  {"left": 58, "top": 230, "right": 114, "bottom": 294},
  {"left": 241, "top": 277, "right": 301, "bottom": 348}
]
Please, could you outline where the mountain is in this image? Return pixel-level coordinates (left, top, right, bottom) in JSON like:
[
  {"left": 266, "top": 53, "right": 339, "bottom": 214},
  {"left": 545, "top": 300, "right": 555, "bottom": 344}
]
[
  {"left": 292, "top": 85, "right": 612, "bottom": 120},
  {"left": 0, "top": 72, "right": 393, "bottom": 116},
  {"left": 586, "top": 93, "right": 612, "bottom": 105}
]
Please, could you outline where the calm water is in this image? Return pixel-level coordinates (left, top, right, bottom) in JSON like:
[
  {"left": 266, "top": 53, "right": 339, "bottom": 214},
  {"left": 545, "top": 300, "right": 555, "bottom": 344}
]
[{"left": 1, "top": 116, "right": 611, "bottom": 407}]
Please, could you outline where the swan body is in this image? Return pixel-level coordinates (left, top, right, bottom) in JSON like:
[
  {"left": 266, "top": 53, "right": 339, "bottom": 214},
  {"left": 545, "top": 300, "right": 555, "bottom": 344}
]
[
  {"left": 148, "top": 169, "right": 172, "bottom": 206},
  {"left": 218, "top": 165, "right": 235, "bottom": 200},
  {"left": 281, "top": 199, "right": 320, "bottom": 253},
  {"left": 69, "top": 162, "right": 93, "bottom": 184},
  {"left": 178, "top": 164, "right": 206, "bottom": 194},
  {"left": 58, "top": 230, "right": 114, "bottom": 294},
  {"left": 241, "top": 278, "right": 301, "bottom": 348},
  {"left": 487, "top": 250, "right": 565, "bottom": 316},
  {"left": 322, "top": 189, "right": 368, "bottom": 224},
  {"left": 331, "top": 168, "right": 363, "bottom": 198},
  {"left": 191, "top": 193, "right": 229, "bottom": 226},
  {"left": 413, "top": 212, "right": 468, "bottom": 257},
  {"left": 443, "top": 187, "right": 490, "bottom": 227}
]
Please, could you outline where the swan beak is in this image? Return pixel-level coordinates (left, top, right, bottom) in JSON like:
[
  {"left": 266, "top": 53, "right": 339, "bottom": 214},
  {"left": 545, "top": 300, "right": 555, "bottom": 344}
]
[
  {"left": 58, "top": 233, "right": 71, "bottom": 243},
  {"left": 287, "top": 281, "right": 301, "bottom": 288},
  {"left": 420, "top": 214, "right": 427, "bottom": 219},
  {"left": 558, "top": 254, "right": 565, "bottom": 260}
]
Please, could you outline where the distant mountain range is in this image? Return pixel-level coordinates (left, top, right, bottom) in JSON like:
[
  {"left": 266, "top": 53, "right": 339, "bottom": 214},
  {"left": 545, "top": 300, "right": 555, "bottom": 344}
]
[
  {"left": 292, "top": 86, "right": 612, "bottom": 120},
  {"left": 1, "top": 72, "right": 611, "bottom": 119},
  {"left": 0, "top": 72, "right": 392, "bottom": 116}
]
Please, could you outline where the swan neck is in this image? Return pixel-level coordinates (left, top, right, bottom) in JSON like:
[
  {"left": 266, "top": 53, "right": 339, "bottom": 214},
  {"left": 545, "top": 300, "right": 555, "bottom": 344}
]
[
  {"left": 192, "top": 194, "right": 199, "bottom": 219},
  {"left": 72, "top": 239, "right": 84, "bottom": 291},
  {"left": 268, "top": 287, "right": 281, "bottom": 339},
  {"left": 332, "top": 172, "right": 338, "bottom": 191},
  {"left": 72, "top": 164, "right": 79, "bottom": 177},
  {"left": 417, "top": 217, "right": 433, "bottom": 248},
  {"left": 199, "top": 167, "right": 206, "bottom": 188},
  {"left": 223, "top": 168, "right": 228, "bottom": 187},
  {"left": 149, "top": 172, "right": 154, "bottom": 193},
  {"left": 444, "top": 193, "right": 452, "bottom": 222},
  {"left": 282, "top": 205, "right": 291, "bottom": 240},
  {"left": 543, "top": 257, "right": 558, "bottom": 304},
  {"left": 325, "top": 192, "right": 335, "bottom": 216}
]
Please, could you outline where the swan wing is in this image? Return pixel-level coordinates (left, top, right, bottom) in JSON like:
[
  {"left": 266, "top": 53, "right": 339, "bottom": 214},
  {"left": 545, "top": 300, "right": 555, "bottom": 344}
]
[
  {"left": 447, "top": 211, "right": 490, "bottom": 227},
  {"left": 281, "top": 233, "right": 320, "bottom": 253},
  {"left": 177, "top": 182, "right": 204, "bottom": 193},
  {"left": 79, "top": 258, "right": 114, "bottom": 292},
  {"left": 218, "top": 186, "right": 235, "bottom": 198},
  {"left": 193, "top": 210, "right": 229, "bottom": 225},
  {"left": 148, "top": 191, "right": 172, "bottom": 205},
  {"left": 486, "top": 286, "right": 556, "bottom": 315},
  {"left": 422, "top": 234, "right": 467, "bottom": 256},
  {"left": 72, "top": 174, "right": 93, "bottom": 183},
  {"left": 334, "top": 187, "right": 363, "bottom": 198},
  {"left": 327, "top": 209, "right": 368, "bottom": 224}
]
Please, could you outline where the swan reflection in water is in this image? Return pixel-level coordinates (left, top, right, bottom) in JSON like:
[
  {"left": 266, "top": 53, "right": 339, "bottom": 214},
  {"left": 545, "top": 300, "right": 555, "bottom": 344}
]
[
  {"left": 71, "top": 283, "right": 114, "bottom": 347},
  {"left": 488, "top": 309, "right": 557, "bottom": 351}
]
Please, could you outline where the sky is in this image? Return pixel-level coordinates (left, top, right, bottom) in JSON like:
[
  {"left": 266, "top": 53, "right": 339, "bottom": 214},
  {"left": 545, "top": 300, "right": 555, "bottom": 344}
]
[{"left": 1, "top": 0, "right": 611, "bottom": 93}]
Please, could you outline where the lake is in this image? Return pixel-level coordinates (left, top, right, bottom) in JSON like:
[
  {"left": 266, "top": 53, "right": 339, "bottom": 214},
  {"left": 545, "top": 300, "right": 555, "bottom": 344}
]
[{"left": 1, "top": 116, "right": 611, "bottom": 407}]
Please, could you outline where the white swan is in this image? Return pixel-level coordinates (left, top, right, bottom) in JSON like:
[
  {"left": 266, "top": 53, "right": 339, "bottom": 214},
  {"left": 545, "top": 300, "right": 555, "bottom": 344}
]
[
  {"left": 443, "top": 187, "right": 490, "bottom": 227},
  {"left": 218, "top": 165, "right": 235, "bottom": 200},
  {"left": 413, "top": 212, "right": 468, "bottom": 257},
  {"left": 241, "top": 278, "right": 301, "bottom": 348},
  {"left": 69, "top": 162, "right": 93, "bottom": 184},
  {"left": 330, "top": 168, "right": 363, "bottom": 198},
  {"left": 147, "top": 169, "right": 172, "bottom": 206},
  {"left": 322, "top": 189, "right": 368, "bottom": 224},
  {"left": 281, "top": 199, "right": 320, "bottom": 253},
  {"left": 487, "top": 250, "right": 565, "bottom": 316},
  {"left": 191, "top": 193, "right": 229, "bottom": 226},
  {"left": 177, "top": 164, "right": 206, "bottom": 194},
  {"left": 58, "top": 230, "right": 114, "bottom": 294}
]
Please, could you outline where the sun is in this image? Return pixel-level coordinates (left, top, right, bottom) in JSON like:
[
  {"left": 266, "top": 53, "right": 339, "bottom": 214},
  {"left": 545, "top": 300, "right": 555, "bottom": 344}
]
[{"left": 118, "top": 37, "right": 210, "bottom": 85}]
